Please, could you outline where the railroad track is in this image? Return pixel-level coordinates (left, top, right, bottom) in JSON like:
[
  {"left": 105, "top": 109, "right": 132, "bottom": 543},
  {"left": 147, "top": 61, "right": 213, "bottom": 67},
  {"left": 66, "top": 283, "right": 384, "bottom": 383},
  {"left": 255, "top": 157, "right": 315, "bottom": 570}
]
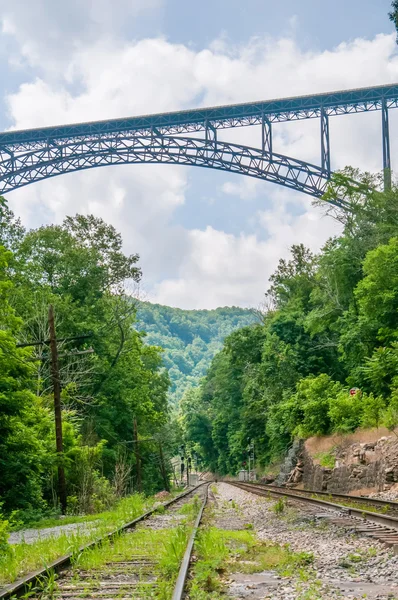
[
  {"left": 0, "top": 483, "right": 210, "bottom": 600},
  {"left": 230, "top": 481, "right": 398, "bottom": 549},
  {"left": 256, "top": 483, "right": 398, "bottom": 516}
]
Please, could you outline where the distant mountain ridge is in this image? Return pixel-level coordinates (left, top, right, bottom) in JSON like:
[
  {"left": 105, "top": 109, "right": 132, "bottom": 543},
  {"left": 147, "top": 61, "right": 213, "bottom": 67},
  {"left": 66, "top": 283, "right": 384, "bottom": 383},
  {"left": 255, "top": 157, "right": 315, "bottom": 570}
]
[{"left": 135, "top": 302, "right": 257, "bottom": 404}]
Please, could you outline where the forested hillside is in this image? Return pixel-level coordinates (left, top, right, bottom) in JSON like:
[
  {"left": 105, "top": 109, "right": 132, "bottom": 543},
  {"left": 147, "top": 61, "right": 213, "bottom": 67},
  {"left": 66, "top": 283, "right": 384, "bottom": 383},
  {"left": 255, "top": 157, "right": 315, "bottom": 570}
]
[
  {"left": 181, "top": 170, "right": 398, "bottom": 474},
  {"left": 135, "top": 303, "right": 257, "bottom": 404}
]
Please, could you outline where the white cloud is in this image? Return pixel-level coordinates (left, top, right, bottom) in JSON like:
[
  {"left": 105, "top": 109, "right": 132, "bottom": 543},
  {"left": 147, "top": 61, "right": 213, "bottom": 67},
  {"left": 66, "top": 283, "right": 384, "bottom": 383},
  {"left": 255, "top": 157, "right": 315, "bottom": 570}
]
[
  {"left": 221, "top": 178, "right": 260, "bottom": 201},
  {"left": 3, "top": 21, "right": 398, "bottom": 308},
  {"left": 0, "top": 0, "right": 162, "bottom": 73},
  {"left": 153, "top": 189, "right": 342, "bottom": 309}
]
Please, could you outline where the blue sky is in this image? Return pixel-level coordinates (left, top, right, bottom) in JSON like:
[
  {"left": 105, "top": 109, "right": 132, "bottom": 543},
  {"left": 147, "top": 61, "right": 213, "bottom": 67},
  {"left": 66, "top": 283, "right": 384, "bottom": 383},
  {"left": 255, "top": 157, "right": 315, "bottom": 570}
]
[{"left": 1, "top": 0, "right": 397, "bottom": 308}]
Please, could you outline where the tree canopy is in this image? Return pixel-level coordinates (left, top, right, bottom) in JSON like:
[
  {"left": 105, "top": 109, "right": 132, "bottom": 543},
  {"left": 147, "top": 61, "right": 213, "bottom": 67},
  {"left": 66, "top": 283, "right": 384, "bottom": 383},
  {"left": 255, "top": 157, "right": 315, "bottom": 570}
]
[
  {"left": 180, "top": 172, "right": 398, "bottom": 474},
  {"left": 0, "top": 207, "right": 170, "bottom": 518}
]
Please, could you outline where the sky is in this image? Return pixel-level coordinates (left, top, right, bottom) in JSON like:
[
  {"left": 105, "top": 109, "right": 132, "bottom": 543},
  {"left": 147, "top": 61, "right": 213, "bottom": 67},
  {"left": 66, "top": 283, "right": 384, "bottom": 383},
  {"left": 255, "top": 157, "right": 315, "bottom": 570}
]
[{"left": 0, "top": 0, "right": 397, "bottom": 309}]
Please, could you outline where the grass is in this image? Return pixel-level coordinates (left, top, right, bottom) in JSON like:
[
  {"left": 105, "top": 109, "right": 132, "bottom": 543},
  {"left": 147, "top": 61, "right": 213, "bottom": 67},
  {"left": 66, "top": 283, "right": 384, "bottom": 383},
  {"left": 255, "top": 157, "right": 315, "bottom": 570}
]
[
  {"left": 177, "top": 493, "right": 202, "bottom": 519},
  {"left": 187, "top": 526, "right": 314, "bottom": 599},
  {"left": 72, "top": 493, "right": 203, "bottom": 600},
  {"left": 314, "top": 451, "right": 335, "bottom": 469},
  {"left": 338, "top": 546, "right": 378, "bottom": 570},
  {"left": 0, "top": 493, "right": 160, "bottom": 586},
  {"left": 272, "top": 497, "right": 286, "bottom": 514},
  {"left": 3, "top": 491, "right": 204, "bottom": 599}
]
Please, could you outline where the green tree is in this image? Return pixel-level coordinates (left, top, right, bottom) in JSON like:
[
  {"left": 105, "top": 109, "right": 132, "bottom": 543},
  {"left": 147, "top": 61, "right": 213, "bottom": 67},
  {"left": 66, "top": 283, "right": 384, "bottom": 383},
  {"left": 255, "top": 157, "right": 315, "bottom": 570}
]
[
  {"left": 0, "top": 246, "right": 54, "bottom": 513},
  {"left": 390, "top": 1, "right": 398, "bottom": 42},
  {"left": 354, "top": 237, "right": 398, "bottom": 345}
]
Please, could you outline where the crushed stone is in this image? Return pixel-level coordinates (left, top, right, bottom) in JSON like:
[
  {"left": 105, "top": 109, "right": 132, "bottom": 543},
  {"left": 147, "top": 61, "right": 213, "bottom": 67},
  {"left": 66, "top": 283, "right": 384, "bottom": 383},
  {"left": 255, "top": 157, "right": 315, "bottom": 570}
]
[{"left": 213, "top": 482, "right": 398, "bottom": 599}]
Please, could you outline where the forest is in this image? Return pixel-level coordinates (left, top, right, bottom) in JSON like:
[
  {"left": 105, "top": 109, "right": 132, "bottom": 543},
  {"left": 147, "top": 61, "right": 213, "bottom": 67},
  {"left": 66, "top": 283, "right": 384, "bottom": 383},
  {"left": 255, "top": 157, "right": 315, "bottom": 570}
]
[
  {"left": 180, "top": 170, "right": 398, "bottom": 474},
  {"left": 135, "top": 303, "right": 256, "bottom": 404},
  {"left": 3, "top": 167, "right": 398, "bottom": 520},
  {"left": 0, "top": 205, "right": 172, "bottom": 521}
]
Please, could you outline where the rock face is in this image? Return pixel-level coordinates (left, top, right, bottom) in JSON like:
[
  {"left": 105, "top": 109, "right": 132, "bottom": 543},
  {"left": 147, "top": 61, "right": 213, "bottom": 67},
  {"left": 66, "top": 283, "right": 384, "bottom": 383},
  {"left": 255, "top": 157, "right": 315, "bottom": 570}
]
[
  {"left": 274, "top": 439, "right": 304, "bottom": 486},
  {"left": 302, "top": 435, "right": 398, "bottom": 494}
]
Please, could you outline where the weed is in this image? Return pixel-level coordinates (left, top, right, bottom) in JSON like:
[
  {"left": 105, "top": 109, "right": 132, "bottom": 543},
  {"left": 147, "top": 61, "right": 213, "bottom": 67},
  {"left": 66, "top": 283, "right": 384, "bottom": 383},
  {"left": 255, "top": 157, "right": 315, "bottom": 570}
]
[
  {"left": 338, "top": 547, "right": 376, "bottom": 570},
  {"left": 34, "top": 569, "right": 58, "bottom": 600},
  {"left": 347, "top": 552, "right": 363, "bottom": 563},
  {"left": 158, "top": 526, "right": 190, "bottom": 578},
  {"left": 154, "top": 504, "right": 166, "bottom": 515},
  {"left": 243, "top": 523, "right": 253, "bottom": 530},
  {"left": 296, "top": 578, "right": 323, "bottom": 600},
  {"left": 177, "top": 494, "right": 201, "bottom": 520},
  {"left": 0, "top": 515, "right": 10, "bottom": 557},
  {"left": 188, "top": 526, "right": 314, "bottom": 598},
  {"left": 0, "top": 492, "right": 158, "bottom": 585},
  {"left": 314, "top": 451, "right": 335, "bottom": 469},
  {"left": 272, "top": 498, "right": 286, "bottom": 514},
  {"left": 189, "top": 528, "right": 234, "bottom": 595},
  {"left": 338, "top": 557, "right": 352, "bottom": 569}
]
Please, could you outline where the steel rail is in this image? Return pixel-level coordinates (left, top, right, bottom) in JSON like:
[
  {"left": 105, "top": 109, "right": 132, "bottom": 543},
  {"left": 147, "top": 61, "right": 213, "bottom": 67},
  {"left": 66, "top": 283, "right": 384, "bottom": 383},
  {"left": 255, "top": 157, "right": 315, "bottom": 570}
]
[
  {"left": 171, "top": 483, "right": 209, "bottom": 600},
  {"left": 228, "top": 482, "right": 398, "bottom": 531},
  {"left": 0, "top": 483, "right": 208, "bottom": 600},
  {"left": 256, "top": 483, "right": 398, "bottom": 510}
]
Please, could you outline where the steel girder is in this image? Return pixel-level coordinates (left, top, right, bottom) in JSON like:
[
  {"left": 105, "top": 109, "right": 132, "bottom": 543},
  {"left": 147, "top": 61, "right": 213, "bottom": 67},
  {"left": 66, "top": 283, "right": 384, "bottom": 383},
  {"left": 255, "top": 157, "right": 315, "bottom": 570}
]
[
  {"left": 0, "top": 83, "right": 397, "bottom": 145},
  {"left": 0, "top": 134, "right": 337, "bottom": 202}
]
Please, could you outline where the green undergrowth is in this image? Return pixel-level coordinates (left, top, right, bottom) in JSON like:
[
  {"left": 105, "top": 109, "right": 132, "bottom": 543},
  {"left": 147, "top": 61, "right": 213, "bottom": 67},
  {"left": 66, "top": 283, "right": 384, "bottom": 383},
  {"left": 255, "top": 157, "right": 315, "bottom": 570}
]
[
  {"left": 187, "top": 527, "right": 314, "bottom": 599},
  {"left": 11, "top": 487, "right": 180, "bottom": 531},
  {"left": 0, "top": 492, "right": 166, "bottom": 586},
  {"left": 177, "top": 493, "right": 202, "bottom": 519},
  {"left": 2, "top": 493, "right": 202, "bottom": 598},
  {"left": 314, "top": 451, "right": 336, "bottom": 469},
  {"left": 338, "top": 546, "right": 378, "bottom": 570},
  {"left": 72, "top": 493, "right": 202, "bottom": 599}
]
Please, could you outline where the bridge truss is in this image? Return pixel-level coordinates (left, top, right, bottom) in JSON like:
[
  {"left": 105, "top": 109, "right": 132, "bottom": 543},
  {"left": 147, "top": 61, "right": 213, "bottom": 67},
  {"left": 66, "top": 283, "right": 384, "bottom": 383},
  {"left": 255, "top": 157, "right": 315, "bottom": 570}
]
[{"left": 0, "top": 83, "right": 397, "bottom": 203}]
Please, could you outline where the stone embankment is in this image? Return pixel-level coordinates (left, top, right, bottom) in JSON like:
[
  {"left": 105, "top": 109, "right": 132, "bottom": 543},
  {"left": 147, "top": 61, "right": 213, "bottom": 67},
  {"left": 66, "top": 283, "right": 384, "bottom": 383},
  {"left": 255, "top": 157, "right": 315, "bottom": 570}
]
[{"left": 302, "top": 433, "right": 398, "bottom": 496}]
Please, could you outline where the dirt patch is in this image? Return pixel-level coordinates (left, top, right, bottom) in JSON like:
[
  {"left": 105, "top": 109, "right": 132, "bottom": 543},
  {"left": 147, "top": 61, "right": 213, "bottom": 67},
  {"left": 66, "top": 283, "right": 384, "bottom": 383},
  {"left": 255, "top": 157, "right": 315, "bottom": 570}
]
[{"left": 305, "top": 427, "right": 398, "bottom": 456}]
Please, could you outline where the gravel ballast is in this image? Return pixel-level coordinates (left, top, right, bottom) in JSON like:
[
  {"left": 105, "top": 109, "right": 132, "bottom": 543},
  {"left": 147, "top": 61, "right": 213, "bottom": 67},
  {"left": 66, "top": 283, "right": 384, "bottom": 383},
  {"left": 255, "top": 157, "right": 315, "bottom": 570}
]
[
  {"left": 8, "top": 521, "right": 98, "bottom": 545},
  {"left": 213, "top": 482, "right": 398, "bottom": 599}
]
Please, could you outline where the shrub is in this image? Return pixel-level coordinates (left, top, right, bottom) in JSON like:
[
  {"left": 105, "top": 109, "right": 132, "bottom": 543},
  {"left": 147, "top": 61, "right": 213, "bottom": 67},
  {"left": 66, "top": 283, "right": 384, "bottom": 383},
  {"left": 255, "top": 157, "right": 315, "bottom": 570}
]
[
  {"left": 314, "top": 451, "right": 335, "bottom": 469},
  {"left": 360, "top": 393, "right": 386, "bottom": 429},
  {"left": 328, "top": 390, "right": 363, "bottom": 433},
  {"left": 0, "top": 514, "right": 10, "bottom": 557},
  {"left": 281, "top": 374, "right": 344, "bottom": 439}
]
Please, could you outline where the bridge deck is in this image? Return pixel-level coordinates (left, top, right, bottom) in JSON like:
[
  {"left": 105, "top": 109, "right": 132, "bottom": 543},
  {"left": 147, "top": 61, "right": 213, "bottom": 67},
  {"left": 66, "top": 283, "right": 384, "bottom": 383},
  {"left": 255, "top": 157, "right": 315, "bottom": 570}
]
[{"left": 1, "top": 83, "right": 398, "bottom": 145}]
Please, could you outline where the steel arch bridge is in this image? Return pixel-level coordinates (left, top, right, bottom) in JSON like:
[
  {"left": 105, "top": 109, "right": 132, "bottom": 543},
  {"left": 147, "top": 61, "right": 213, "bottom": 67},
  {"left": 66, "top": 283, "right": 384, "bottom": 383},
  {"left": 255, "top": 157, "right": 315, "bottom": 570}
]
[{"left": 0, "top": 83, "right": 397, "bottom": 205}]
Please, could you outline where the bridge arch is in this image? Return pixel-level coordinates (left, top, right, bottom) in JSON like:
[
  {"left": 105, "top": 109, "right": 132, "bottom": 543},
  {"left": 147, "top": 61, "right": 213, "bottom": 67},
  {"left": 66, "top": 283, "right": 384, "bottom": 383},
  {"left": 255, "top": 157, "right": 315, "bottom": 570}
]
[{"left": 0, "top": 134, "right": 335, "bottom": 203}]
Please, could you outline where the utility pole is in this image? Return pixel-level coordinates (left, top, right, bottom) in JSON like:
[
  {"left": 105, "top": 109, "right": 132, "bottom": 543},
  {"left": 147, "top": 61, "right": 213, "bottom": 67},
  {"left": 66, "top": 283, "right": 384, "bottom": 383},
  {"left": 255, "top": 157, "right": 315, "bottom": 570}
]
[
  {"left": 247, "top": 444, "right": 251, "bottom": 481},
  {"left": 251, "top": 441, "right": 255, "bottom": 479},
  {"left": 187, "top": 456, "right": 191, "bottom": 486},
  {"left": 133, "top": 418, "right": 142, "bottom": 492},
  {"left": 48, "top": 305, "right": 67, "bottom": 514},
  {"left": 158, "top": 442, "right": 170, "bottom": 492},
  {"left": 180, "top": 445, "right": 185, "bottom": 486}
]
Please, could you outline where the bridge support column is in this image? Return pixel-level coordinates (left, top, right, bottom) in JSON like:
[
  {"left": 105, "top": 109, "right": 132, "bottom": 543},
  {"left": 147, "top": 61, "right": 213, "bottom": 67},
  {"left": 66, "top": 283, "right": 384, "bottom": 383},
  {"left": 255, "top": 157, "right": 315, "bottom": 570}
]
[
  {"left": 382, "top": 99, "right": 392, "bottom": 191},
  {"left": 262, "top": 114, "right": 272, "bottom": 156},
  {"left": 320, "top": 107, "right": 331, "bottom": 175},
  {"left": 205, "top": 120, "right": 217, "bottom": 145}
]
